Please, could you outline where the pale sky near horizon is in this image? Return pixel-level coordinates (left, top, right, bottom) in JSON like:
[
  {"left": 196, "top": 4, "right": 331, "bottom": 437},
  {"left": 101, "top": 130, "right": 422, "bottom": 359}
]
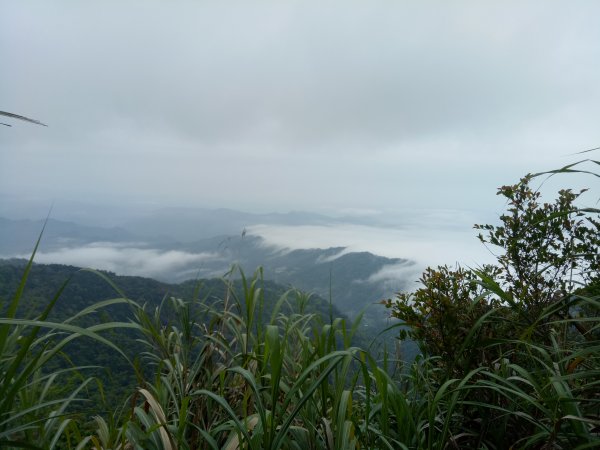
[{"left": 2, "top": 1, "right": 599, "bottom": 220}]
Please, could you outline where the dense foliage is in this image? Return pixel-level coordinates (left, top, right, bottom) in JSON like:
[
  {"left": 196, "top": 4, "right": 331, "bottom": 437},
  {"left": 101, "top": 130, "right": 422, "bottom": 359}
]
[
  {"left": 385, "top": 164, "right": 600, "bottom": 448},
  {"left": 1, "top": 160, "right": 599, "bottom": 449}
]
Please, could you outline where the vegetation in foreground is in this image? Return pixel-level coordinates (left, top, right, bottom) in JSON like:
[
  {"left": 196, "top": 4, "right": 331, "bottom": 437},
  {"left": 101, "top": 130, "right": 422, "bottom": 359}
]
[{"left": 1, "top": 159, "right": 599, "bottom": 449}]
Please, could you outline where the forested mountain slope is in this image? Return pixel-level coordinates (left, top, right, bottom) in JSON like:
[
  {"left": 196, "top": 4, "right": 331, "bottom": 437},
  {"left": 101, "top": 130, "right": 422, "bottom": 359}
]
[{"left": 0, "top": 259, "right": 357, "bottom": 407}]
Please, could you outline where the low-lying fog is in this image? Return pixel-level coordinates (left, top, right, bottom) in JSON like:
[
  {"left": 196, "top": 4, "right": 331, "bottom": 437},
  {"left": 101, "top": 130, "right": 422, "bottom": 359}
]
[
  {"left": 9, "top": 208, "right": 496, "bottom": 289},
  {"left": 248, "top": 222, "right": 493, "bottom": 268}
]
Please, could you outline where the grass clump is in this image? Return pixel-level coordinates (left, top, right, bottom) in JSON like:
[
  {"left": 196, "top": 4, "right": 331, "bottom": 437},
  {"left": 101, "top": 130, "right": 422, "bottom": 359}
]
[{"left": 0, "top": 229, "right": 140, "bottom": 449}]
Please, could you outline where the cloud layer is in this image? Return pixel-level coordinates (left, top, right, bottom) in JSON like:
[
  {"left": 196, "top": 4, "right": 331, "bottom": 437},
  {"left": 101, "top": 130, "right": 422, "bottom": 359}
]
[
  {"left": 248, "top": 220, "right": 494, "bottom": 270},
  {"left": 25, "top": 243, "right": 219, "bottom": 280},
  {"left": 2, "top": 1, "right": 599, "bottom": 216}
]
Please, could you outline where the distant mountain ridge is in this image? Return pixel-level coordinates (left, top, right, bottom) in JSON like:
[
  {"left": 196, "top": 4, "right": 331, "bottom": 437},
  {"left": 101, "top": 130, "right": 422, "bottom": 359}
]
[
  {"left": 0, "top": 258, "right": 345, "bottom": 321},
  {"left": 122, "top": 207, "right": 339, "bottom": 242},
  {"left": 0, "top": 217, "right": 138, "bottom": 254},
  {"left": 0, "top": 216, "right": 415, "bottom": 331}
]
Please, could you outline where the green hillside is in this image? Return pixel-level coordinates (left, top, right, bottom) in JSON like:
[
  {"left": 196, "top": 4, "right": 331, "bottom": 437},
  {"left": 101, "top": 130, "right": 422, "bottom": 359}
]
[{"left": 0, "top": 259, "right": 357, "bottom": 409}]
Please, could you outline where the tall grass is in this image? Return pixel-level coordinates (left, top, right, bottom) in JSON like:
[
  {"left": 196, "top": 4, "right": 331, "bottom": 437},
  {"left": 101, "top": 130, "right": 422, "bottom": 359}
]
[
  {"left": 101, "top": 268, "right": 375, "bottom": 450},
  {"left": 0, "top": 228, "right": 140, "bottom": 449}
]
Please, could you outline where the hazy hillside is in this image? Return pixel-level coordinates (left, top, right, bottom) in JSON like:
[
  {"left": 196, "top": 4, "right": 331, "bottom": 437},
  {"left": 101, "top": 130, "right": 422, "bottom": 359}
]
[
  {"left": 0, "top": 259, "right": 349, "bottom": 322},
  {"left": 0, "top": 216, "right": 415, "bottom": 332},
  {"left": 180, "top": 234, "right": 414, "bottom": 324},
  {"left": 122, "top": 207, "right": 337, "bottom": 242}
]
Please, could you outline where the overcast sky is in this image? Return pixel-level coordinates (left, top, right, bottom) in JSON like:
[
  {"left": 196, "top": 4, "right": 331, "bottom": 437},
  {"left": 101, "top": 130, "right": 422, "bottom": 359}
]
[{"left": 2, "top": 1, "right": 599, "bottom": 220}]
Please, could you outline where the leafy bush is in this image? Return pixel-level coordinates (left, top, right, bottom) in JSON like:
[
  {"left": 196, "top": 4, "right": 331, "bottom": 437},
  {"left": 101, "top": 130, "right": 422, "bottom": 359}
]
[
  {"left": 385, "top": 159, "right": 600, "bottom": 448},
  {"left": 383, "top": 265, "right": 497, "bottom": 376}
]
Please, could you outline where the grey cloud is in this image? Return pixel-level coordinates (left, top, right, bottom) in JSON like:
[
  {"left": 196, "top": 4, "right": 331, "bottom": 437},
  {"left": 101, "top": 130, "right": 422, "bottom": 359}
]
[
  {"left": 365, "top": 262, "right": 420, "bottom": 293},
  {"left": 2, "top": 1, "right": 599, "bottom": 216},
  {"left": 4, "top": 2, "right": 597, "bottom": 144}
]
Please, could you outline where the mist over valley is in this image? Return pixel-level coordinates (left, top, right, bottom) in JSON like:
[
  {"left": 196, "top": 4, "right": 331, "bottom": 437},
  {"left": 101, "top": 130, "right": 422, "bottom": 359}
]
[{"left": 0, "top": 204, "right": 491, "bottom": 329}]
